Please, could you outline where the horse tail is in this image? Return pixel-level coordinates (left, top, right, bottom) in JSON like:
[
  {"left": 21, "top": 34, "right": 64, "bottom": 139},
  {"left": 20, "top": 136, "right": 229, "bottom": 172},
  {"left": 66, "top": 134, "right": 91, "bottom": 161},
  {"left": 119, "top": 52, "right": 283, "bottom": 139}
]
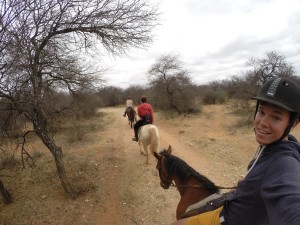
[{"left": 149, "top": 125, "right": 160, "bottom": 155}]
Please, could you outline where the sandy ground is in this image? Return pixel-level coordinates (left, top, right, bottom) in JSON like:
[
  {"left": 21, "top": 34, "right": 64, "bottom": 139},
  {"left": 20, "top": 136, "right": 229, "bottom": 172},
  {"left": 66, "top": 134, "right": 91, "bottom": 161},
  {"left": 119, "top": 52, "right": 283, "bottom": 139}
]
[{"left": 3, "top": 104, "right": 297, "bottom": 225}]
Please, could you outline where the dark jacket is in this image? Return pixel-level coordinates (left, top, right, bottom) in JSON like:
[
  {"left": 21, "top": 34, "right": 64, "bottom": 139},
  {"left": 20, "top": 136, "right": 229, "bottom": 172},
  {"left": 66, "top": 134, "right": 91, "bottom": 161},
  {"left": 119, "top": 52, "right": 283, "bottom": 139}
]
[{"left": 223, "top": 135, "right": 300, "bottom": 225}]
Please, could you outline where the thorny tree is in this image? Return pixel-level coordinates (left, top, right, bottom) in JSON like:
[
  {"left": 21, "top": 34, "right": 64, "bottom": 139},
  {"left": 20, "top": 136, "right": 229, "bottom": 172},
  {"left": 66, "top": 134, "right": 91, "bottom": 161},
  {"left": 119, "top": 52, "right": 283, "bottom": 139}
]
[
  {"left": 0, "top": 0, "right": 159, "bottom": 198},
  {"left": 247, "top": 50, "right": 295, "bottom": 85},
  {"left": 148, "top": 54, "right": 196, "bottom": 114},
  {"left": 228, "top": 51, "right": 297, "bottom": 100}
]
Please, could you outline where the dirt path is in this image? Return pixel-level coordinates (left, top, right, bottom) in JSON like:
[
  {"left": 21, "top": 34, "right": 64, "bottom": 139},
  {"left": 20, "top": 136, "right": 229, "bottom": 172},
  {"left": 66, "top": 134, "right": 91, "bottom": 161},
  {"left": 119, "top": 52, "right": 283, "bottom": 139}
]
[{"left": 94, "top": 107, "right": 180, "bottom": 225}]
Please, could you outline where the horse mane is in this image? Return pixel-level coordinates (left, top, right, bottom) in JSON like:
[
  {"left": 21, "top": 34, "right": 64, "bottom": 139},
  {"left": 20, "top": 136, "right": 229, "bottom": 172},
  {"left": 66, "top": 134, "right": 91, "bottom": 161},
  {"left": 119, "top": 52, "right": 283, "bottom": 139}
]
[{"left": 160, "top": 149, "right": 219, "bottom": 193}]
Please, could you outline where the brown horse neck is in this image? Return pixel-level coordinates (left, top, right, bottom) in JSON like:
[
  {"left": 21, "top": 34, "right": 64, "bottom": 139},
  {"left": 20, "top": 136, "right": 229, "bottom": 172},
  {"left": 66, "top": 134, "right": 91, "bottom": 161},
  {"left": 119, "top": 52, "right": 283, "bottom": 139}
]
[
  {"left": 174, "top": 177, "right": 214, "bottom": 220},
  {"left": 173, "top": 176, "right": 212, "bottom": 197}
]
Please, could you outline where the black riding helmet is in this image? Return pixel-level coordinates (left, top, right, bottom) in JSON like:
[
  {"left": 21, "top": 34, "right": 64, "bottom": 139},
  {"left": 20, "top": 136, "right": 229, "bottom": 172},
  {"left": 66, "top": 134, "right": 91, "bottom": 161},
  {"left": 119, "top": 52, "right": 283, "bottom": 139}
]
[{"left": 251, "top": 77, "right": 300, "bottom": 140}]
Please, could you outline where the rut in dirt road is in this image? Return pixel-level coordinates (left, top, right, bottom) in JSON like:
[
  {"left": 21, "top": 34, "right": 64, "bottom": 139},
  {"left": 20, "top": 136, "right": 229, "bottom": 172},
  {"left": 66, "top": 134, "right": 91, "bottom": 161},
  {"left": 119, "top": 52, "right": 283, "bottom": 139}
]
[{"left": 90, "top": 107, "right": 178, "bottom": 225}]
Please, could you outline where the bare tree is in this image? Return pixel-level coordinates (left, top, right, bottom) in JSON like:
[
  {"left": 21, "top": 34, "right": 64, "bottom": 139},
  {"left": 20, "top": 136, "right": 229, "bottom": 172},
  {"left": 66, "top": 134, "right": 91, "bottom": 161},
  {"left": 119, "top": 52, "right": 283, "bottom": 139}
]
[
  {"left": 97, "top": 86, "right": 123, "bottom": 107},
  {"left": 148, "top": 54, "right": 198, "bottom": 114},
  {"left": 123, "top": 84, "right": 147, "bottom": 104},
  {"left": 215, "top": 51, "right": 297, "bottom": 102},
  {"left": 0, "top": 0, "right": 159, "bottom": 198},
  {"left": 247, "top": 50, "right": 295, "bottom": 84}
]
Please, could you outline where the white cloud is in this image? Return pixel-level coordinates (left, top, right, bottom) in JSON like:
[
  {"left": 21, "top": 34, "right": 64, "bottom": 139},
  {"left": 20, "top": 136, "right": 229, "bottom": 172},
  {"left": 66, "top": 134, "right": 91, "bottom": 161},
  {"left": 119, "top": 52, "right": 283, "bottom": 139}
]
[{"left": 98, "top": 0, "right": 300, "bottom": 88}]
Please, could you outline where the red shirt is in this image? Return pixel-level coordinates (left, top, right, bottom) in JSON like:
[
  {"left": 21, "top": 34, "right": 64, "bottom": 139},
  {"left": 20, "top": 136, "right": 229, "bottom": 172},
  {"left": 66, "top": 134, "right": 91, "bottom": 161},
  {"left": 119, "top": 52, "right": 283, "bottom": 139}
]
[{"left": 137, "top": 103, "right": 154, "bottom": 123}]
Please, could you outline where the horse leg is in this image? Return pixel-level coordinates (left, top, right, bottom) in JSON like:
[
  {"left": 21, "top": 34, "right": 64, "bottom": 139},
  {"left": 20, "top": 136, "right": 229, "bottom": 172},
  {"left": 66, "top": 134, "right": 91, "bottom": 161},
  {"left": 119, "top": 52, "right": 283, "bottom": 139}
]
[
  {"left": 138, "top": 140, "right": 145, "bottom": 156},
  {"left": 143, "top": 142, "right": 149, "bottom": 164}
]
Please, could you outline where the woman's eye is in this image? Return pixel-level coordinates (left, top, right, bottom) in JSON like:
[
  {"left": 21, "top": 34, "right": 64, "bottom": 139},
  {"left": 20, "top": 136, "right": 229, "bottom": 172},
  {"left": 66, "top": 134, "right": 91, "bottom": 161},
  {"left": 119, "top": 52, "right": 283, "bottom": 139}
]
[{"left": 258, "top": 110, "right": 264, "bottom": 115}]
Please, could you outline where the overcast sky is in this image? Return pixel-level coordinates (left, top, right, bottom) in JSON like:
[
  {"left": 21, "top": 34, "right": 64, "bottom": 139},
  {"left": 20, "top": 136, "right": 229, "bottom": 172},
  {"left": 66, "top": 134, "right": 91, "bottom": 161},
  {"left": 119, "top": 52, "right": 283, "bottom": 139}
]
[{"left": 100, "top": 0, "right": 300, "bottom": 89}]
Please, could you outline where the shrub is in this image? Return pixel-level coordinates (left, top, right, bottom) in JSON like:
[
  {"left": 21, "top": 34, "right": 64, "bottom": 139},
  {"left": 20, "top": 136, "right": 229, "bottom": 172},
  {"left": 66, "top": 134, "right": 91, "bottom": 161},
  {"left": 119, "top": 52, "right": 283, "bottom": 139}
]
[{"left": 202, "top": 90, "right": 217, "bottom": 105}]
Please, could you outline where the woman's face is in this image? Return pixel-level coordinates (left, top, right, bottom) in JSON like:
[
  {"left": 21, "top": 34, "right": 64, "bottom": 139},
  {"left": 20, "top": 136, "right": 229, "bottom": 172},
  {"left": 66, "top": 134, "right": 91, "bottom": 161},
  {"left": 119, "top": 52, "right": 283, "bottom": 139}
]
[{"left": 254, "top": 102, "right": 290, "bottom": 145}]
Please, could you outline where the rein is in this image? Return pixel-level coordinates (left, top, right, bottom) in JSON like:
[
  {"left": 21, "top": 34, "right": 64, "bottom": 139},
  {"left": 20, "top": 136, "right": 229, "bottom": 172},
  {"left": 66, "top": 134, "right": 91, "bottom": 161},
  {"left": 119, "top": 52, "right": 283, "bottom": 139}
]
[{"left": 169, "top": 181, "right": 236, "bottom": 190}]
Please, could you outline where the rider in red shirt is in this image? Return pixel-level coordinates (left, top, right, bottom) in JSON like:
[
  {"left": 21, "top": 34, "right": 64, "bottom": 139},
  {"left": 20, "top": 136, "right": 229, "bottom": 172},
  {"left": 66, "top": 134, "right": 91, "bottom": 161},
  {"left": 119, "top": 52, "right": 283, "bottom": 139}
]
[{"left": 132, "top": 96, "right": 154, "bottom": 142}]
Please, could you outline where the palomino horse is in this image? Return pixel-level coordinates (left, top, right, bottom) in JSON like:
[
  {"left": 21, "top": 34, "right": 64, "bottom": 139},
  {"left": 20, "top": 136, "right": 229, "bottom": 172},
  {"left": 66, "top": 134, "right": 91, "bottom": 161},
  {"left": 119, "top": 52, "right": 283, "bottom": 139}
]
[
  {"left": 154, "top": 145, "right": 222, "bottom": 220},
  {"left": 138, "top": 124, "right": 160, "bottom": 164},
  {"left": 125, "top": 107, "right": 137, "bottom": 128}
]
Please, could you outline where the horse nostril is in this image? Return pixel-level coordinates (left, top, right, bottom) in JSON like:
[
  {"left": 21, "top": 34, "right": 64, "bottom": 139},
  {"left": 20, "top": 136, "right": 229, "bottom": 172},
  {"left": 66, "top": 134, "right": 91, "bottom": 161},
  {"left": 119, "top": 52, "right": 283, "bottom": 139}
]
[{"left": 161, "top": 181, "right": 170, "bottom": 189}]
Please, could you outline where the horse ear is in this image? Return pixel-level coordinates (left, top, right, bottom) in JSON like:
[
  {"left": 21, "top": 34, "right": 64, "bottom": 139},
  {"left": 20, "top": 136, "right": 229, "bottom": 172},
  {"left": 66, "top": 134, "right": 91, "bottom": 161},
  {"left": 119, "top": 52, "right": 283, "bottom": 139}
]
[
  {"left": 167, "top": 145, "right": 172, "bottom": 154},
  {"left": 153, "top": 152, "right": 159, "bottom": 160}
]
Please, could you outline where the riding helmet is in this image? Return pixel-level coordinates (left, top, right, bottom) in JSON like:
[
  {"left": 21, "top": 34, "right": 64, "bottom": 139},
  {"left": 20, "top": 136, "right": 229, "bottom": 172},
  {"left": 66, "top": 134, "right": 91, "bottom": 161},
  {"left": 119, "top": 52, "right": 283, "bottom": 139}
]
[{"left": 251, "top": 77, "right": 300, "bottom": 114}]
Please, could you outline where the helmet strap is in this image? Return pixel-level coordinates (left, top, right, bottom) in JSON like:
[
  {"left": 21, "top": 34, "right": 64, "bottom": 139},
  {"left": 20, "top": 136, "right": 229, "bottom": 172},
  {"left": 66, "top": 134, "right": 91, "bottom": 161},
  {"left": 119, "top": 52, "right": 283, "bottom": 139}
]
[{"left": 253, "top": 101, "right": 259, "bottom": 120}]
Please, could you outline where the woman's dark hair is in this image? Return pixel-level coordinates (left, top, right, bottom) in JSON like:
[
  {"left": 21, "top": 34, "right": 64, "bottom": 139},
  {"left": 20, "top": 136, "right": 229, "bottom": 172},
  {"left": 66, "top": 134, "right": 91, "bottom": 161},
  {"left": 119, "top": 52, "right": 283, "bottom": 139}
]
[{"left": 141, "top": 96, "right": 147, "bottom": 103}]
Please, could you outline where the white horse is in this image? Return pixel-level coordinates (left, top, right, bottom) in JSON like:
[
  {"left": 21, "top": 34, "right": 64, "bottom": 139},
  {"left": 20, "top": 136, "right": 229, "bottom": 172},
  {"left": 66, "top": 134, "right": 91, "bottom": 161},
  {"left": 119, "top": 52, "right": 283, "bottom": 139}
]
[{"left": 138, "top": 124, "right": 160, "bottom": 164}]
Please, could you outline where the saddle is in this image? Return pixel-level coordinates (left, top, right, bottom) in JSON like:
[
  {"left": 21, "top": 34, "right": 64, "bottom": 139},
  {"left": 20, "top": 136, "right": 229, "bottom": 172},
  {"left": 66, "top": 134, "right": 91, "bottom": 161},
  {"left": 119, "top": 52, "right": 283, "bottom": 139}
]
[
  {"left": 126, "top": 106, "right": 134, "bottom": 112},
  {"left": 181, "top": 192, "right": 227, "bottom": 219},
  {"left": 141, "top": 114, "right": 152, "bottom": 124}
]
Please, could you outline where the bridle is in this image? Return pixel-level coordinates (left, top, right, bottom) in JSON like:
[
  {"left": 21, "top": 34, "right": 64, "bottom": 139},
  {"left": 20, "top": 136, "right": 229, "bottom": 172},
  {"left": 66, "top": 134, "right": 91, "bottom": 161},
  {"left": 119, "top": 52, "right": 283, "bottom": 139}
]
[{"left": 156, "top": 155, "right": 173, "bottom": 189}]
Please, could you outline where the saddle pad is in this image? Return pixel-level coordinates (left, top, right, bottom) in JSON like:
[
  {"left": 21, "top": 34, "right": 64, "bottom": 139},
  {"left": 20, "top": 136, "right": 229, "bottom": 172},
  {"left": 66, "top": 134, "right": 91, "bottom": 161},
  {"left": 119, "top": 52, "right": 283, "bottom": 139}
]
[{"left": 185, "top": 193, "right": 223, "bottom": 213}]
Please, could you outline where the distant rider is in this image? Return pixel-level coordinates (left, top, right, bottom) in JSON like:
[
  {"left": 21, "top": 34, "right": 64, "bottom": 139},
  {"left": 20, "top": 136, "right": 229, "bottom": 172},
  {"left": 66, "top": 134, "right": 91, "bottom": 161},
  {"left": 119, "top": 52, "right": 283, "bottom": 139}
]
[
  {"left": 123, "top": 96, "right": 134, "bottom": 117},
  {"left": 132, "top": 96, "right": 154, "bottom": 142}
]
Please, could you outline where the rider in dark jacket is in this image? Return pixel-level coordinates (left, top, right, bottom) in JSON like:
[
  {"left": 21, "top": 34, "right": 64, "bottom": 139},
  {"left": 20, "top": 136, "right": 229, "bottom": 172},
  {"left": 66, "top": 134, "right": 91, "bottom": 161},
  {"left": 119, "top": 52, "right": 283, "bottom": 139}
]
[
  {"left": 223, "top": 134, "right": 300, "bottom": 225},
  {"left": 170, "top": 77, "right": 300, "bottom": 225}
]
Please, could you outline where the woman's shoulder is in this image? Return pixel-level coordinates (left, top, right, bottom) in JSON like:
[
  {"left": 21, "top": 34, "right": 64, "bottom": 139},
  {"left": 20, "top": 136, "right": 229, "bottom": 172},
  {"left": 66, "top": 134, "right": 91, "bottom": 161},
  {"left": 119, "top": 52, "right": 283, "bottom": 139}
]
[
  {"left": 266, "top": 140, "right": 300, "bottom": 163},
  {"left": 288, "top": 134, "right": 299, "bottom": 142}
]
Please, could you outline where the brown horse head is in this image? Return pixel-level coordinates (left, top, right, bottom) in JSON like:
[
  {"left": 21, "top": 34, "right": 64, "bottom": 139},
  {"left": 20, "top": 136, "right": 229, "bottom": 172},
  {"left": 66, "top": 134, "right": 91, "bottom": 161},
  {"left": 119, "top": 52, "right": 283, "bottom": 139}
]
[{"left": 154, "top": 145, "right": 220, "bottom": 219}]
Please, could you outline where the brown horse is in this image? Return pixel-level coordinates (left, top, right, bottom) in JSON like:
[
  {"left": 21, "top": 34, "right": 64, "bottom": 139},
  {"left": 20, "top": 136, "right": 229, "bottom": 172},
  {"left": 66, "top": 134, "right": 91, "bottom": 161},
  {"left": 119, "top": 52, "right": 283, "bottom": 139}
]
[
  {"left": 125, "top": 107, "right": 137, "bottom": 128},
  {"left": 154, "top": 146, "right": 222, "bottom": 220}
]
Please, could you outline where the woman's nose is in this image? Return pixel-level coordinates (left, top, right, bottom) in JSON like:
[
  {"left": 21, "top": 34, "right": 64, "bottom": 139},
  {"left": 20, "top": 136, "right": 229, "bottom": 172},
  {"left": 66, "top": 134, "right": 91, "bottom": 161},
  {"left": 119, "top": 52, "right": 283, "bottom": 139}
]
[{"left": 259, "top": 116, "right": 269, "bottom": 127}]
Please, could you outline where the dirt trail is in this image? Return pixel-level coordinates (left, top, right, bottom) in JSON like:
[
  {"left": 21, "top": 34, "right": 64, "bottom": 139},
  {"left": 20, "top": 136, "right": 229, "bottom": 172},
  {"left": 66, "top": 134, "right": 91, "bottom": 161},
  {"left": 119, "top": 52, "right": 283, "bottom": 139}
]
[{"left": 94, "top": 107, "right": 180, "bottom": 225}]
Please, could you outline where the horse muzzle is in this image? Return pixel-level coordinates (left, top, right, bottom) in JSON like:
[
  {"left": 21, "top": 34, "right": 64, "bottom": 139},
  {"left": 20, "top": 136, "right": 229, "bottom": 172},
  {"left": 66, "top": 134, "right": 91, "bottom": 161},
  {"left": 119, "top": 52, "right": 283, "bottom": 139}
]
[{"left": 160, "top": 181, "right": 170, "bottom": 189}]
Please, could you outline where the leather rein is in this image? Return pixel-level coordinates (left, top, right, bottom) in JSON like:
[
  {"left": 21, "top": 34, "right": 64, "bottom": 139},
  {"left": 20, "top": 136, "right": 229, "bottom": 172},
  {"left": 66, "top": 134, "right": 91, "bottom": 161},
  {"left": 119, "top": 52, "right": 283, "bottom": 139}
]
[{"left": 169, "top": 181, "right": 236, "bottom": 190}]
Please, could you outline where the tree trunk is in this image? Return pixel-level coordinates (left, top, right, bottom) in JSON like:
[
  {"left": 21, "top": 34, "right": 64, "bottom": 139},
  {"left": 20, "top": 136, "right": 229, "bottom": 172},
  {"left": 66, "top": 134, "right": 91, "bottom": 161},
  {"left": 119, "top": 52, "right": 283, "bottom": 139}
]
[
  {"left": 170, "top": 101, "right": 182, "bottom": 114},
  {"left": 0, "top": 179, "right": 12, "bottom": 204},
  {"left": 32, "top": 108, "right": 77, "bottom": 198}
]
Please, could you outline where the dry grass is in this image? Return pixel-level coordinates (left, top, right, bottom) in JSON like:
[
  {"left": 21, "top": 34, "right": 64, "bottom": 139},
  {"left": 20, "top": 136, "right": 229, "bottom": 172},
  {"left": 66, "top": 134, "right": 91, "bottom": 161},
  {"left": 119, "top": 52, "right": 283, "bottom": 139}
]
[{"left": 0, "top": 114, "right": 108, "bottom": 225}]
